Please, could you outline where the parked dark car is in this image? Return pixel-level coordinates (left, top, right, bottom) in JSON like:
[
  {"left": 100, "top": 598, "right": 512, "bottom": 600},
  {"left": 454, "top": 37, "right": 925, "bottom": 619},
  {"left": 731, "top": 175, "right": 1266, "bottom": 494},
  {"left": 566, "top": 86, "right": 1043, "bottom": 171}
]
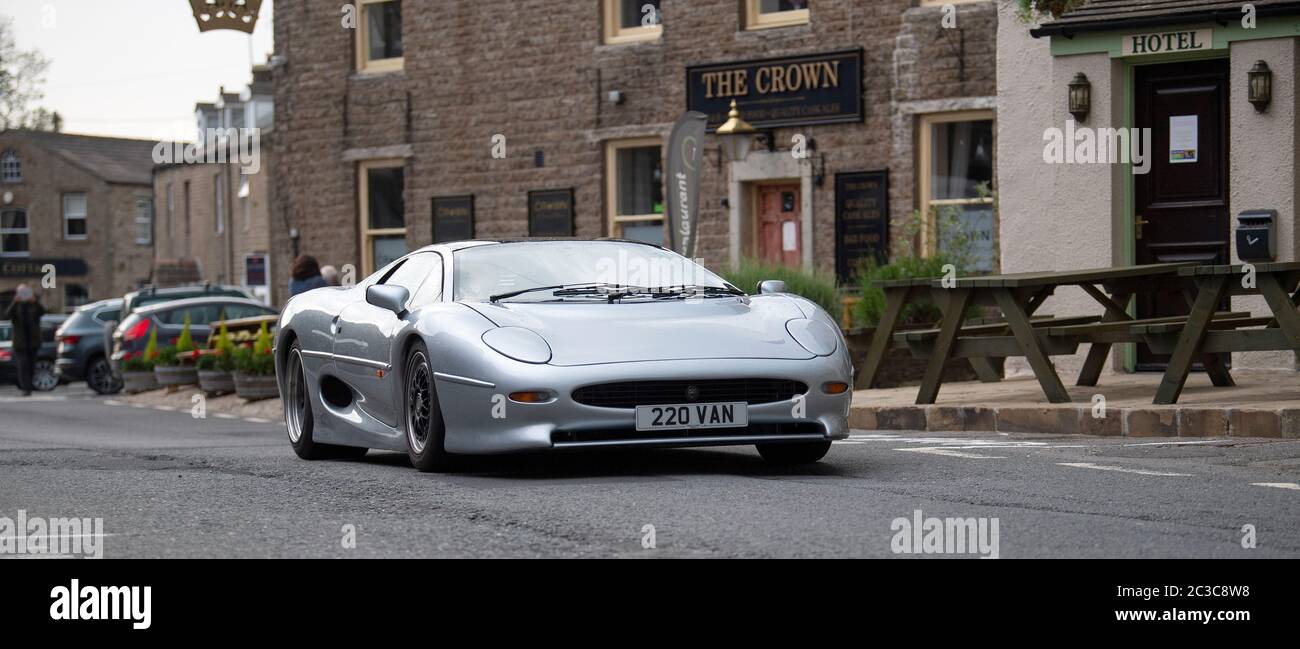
[
  {"left": 54, "top": 298, "right": 124, "bottom": 394},
  {"left": 110, "top": 297, "right": 277, "bottom": 369},
  {"left": 0, "top": 315, "right": 68, "bottom": 391},
  {"left": 120, "top": 285, "right": 253, "bottom": 321}
]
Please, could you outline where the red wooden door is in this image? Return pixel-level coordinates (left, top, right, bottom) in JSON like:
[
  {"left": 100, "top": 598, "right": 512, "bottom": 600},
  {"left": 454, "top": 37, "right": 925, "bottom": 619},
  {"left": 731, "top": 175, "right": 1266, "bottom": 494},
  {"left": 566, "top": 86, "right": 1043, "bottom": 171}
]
[{"left": 757, "top": 184, "right": 801, "bottom": 267}]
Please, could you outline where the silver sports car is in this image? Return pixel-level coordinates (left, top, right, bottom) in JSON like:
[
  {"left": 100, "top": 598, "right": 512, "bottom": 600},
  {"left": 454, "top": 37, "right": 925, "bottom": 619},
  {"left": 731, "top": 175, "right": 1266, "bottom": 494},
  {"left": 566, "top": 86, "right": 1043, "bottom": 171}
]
[{"left": 275, "top": 239, "right": 852, "bottom": 472}]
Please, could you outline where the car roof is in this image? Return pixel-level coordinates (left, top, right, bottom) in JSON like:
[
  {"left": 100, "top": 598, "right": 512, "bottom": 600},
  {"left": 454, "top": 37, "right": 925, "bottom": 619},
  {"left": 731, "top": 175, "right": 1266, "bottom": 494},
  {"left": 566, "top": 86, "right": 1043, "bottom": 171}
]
[
  {"left": 133, "top": 296, "right": 272, "bottom": 316},
  {"left": 125, "top": 284, "right": 249, "bottom": 298},
  {"left": 76, "top": 298, "right": 124, "bottom": 312},
  {"left": 412, "top": 238, "right": 667, "bottom": 255}
]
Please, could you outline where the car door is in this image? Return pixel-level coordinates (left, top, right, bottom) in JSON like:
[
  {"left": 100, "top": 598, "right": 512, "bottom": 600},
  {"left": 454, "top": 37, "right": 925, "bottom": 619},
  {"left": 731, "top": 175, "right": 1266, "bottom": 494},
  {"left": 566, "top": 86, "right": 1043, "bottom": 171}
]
[{"left": 333, "top": 252, "right": 443, "bottom": 426}]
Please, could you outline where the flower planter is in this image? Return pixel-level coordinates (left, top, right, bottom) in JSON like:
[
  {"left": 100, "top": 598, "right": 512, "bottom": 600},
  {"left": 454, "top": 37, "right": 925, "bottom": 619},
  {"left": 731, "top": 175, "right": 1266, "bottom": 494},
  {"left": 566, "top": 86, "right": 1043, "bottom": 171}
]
[
  {"left": 198, "top": 370, "right": 236, "bottom": 396},
  {"left": 122, "top": 371, "right": 159, "bottom": 394},
  {"left": 234, "top": 372, "right": 279, "bottom": 401},
  {"left": 154, "top": 364, "right": 198, "bottom": 387}
]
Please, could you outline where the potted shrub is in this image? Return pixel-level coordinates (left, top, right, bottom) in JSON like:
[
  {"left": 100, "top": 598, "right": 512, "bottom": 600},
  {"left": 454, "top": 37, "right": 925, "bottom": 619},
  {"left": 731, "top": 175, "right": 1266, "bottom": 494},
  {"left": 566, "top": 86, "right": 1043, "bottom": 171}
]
[
  {"left": 197, "top": 320, "right": 236, "bottom": 396},
  {"left": 154, "top": 314, "right": 199, "bottom": 387},
  {"left": 121, "top": 329, "right": 160, "bottom": 393},
  {"left": 233, "top": 322, "right": 278, "bottom": 401}
]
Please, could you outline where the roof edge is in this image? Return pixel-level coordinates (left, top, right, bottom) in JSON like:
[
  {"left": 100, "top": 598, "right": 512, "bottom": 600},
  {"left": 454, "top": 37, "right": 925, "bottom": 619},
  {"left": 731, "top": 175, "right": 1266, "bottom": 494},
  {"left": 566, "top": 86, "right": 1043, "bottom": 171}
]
[{"left": 1030, "top": 4, "right": 1300, "bottom": 38}]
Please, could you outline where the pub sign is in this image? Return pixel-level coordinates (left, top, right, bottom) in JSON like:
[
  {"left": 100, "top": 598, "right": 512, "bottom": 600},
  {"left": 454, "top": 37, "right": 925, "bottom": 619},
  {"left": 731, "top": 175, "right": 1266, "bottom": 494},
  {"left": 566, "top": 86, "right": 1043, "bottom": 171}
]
[{"left": 687, "top": 49, "right": 863, "bottom": 131}]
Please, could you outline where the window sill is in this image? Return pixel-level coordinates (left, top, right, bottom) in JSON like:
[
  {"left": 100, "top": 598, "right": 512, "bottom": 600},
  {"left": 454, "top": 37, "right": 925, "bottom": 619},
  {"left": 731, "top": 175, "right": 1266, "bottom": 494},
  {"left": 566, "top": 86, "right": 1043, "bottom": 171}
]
[{"left": 744, "top": 10, "right": 810, "bottom": 31}]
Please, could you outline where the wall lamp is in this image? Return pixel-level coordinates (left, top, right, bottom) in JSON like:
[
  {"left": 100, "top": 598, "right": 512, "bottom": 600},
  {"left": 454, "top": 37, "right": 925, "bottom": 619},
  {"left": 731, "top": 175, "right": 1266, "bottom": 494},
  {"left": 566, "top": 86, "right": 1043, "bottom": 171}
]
[
  {"left": 1068, "top": 72, "right": 1091, "bottom": 122},
  {"left": 1249, "top": 60, "right": 1272, "bottom": 112}
]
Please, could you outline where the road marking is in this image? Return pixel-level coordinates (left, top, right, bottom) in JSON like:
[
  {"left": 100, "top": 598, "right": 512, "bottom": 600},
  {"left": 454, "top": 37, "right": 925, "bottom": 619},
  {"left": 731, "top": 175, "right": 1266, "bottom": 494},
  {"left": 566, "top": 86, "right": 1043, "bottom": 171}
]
[
  {"left": 152, "top": 406, "right": 175, "bottom": 412},
  {"left": 244, "top": 417, "right": 271, "bottom": 424},
  {"left": 214, "top": 413, "right": 238, "bottom": 419},
  {"left": 1058, "top": 462, "right": 1191, "bottom": 477},
  {"left": 896, "top": 447, "right": 1005, "bottom": 459},
  {"left": 1251, "top": 482, "right": 1300, "bottom": 491}
]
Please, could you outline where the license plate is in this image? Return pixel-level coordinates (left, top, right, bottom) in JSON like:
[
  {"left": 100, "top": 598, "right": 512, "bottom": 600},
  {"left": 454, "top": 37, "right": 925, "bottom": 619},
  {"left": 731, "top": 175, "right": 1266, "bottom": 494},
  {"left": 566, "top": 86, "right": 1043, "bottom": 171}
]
[{"left": 635, "top": 402, "right": 748, "bottom": 431}]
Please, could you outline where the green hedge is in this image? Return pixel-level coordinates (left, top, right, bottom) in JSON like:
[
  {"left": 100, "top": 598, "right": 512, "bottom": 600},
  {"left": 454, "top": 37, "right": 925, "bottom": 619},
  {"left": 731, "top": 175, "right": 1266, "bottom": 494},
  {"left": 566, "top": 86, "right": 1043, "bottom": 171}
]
[{"left": 719, "top": 258, "right": 842, "bottom": 322}]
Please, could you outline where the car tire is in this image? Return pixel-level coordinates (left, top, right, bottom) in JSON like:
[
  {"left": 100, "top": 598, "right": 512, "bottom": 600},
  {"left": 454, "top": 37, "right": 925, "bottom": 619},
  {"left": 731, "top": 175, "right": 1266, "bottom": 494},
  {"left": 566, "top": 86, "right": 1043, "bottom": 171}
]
[
  {"left": 756, "top": 440, "right": 832, "bottom": 465},
  {"left": 32, "top": 360, "right": 59, "bottom": 392},
  {"left": 86, "top": 355, "right": 123, "bottom": 395},
  {"left": 285, "top": 341, "right": 368, "bottom": 461},
  {"left": 403, "top": 341, "right": 454, "bottom": 472}
]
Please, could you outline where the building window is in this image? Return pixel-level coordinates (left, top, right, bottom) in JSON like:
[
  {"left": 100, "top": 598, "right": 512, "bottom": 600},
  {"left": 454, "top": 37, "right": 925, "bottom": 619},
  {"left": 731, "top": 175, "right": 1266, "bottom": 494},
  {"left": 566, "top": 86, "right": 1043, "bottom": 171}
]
[
  {"left": 0, "top": 208, "right": 29, "bottom": 257},
  {"left": 0, "top": 150, "right": 19, "bottom": 183},
  {"left": 135, "top": 198, "right": 153, "bottom": 245},
  {"left": 744, "top": 0, "right": 809, "bottom": 30},
  {"left": 605, "top": 138, "right": 664, "bottom": 245},
  {"left": 239, "top": 173, "right": 251, "bottom": 231},
  {"left": 917, "top": 111, "right": 995, "bottom": 271},
  {"left": 63, "top": 193, "right": 88, "bottom": 240},
  {"left": 604, "top": 0, "right": 662, "bottom": 44},
  {"left": 65, "top": 284, "right": 89, "bottom": 310},
  {"left": 359, "top": 160, "right": 407, "bottom": 275},
  {"left": 214, "top": 173, "right": 225, "bottom": 234},
  {"left": 357, "top": 0, "right": 403, "bottom": 73}
]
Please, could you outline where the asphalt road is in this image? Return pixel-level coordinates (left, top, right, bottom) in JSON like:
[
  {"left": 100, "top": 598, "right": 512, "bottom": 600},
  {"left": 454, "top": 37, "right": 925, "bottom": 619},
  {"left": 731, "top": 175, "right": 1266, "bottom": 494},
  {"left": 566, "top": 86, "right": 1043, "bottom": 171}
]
[{"left": 1, "top": 383, "right": 1298, "bottom": 558}]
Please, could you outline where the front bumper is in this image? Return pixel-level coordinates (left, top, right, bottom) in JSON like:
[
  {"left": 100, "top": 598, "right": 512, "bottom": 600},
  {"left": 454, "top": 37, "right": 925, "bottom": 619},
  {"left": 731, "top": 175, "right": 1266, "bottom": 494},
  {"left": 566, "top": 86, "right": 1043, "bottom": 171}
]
[{"left": 434, "top": 355, "right": 852, "bottom": 455}]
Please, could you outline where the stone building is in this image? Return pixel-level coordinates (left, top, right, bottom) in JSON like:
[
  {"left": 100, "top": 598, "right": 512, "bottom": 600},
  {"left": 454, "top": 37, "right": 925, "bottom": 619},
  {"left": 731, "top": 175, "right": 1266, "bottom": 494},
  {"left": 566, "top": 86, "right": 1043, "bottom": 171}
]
[
  {"left": 999, "top": 0, "right": 1300, "bottom": 374},
  {"left": 152, "top": 62, "right": 283, "bottom": 305},
  {"left": 0, "top": 131, "right": 157, "bottom": 313},
  {"left": 271, "top": 0, "right": 998, "bottom": 284}
]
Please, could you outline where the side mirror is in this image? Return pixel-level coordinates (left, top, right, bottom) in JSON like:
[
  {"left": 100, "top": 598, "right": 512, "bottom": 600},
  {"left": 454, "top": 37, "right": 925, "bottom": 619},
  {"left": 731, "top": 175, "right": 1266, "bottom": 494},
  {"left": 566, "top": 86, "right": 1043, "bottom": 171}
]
[
  {"left": 366, "top": 284, "right": 410, "bottom": 315},
  {"left": 757, "top": 279, "right": 787, "bottom": 295}
]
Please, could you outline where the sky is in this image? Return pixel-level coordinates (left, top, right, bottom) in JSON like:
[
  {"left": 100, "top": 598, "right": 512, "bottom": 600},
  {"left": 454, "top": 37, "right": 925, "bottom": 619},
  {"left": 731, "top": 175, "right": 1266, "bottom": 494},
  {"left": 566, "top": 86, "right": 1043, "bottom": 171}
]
[{"left": 3, "top": 0, "right": 275, "bottom": 142}]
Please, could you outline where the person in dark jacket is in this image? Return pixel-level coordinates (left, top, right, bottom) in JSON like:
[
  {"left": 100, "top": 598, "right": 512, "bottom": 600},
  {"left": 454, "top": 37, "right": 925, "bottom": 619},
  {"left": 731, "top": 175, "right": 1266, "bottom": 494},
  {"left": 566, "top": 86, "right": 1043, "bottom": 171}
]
[
  {"left": 6, "top": 284, "right": 46, "bottom": 396},
  {"left": 288, "top": 255, "right": 329, "bottom": 298}
]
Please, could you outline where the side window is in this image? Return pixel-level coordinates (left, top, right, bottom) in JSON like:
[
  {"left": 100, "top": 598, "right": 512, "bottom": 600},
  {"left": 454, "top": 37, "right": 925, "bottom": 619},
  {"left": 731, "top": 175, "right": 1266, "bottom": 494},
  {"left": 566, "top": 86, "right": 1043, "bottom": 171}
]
[
  {"left": 382, "top": 252, "right": 440, "bottom": 299},
  {"left": 96, "top": 309, "right": 121, "bottom": 324},
  {"left": 411, "top": 254, "right": 445, "bottom": 307},
  {"left": 221, "top": 304, "right": 273, "bottom": 320}
]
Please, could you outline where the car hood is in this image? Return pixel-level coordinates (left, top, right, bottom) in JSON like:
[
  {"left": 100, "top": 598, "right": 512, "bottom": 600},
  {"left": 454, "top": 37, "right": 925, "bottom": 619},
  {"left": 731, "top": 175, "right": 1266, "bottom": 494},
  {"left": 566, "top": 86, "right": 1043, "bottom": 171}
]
[{"left": 464, "top": 296, "right": 815, "bottom": 366}]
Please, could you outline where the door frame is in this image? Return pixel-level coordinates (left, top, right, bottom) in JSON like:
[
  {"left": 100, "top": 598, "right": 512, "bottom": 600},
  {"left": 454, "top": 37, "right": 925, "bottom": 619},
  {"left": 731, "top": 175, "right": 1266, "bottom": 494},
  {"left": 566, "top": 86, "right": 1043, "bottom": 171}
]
[{"left": 726, "top": 150, "right": 815, "bottom": 271}]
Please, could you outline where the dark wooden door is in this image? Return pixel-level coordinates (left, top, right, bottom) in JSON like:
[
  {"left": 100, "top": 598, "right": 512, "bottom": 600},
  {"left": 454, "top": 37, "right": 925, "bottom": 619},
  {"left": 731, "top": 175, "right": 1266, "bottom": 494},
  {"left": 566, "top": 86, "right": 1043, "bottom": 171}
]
[{"left": 1134, "top": 58, "right": 1230, "bottom": 369}]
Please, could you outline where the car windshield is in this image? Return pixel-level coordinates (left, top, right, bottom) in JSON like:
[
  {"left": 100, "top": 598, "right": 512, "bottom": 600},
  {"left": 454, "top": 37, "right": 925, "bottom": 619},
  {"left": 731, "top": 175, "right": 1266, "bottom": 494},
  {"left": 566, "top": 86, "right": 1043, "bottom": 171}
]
[{"left": 453, "top": 241, "right": 733, "bottom": 302}]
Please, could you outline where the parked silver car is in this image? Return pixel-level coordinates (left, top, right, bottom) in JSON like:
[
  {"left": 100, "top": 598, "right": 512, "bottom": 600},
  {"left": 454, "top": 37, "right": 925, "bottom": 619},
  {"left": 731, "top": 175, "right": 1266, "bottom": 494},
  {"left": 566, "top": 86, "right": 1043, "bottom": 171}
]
[{"left": 275, "top": 239, "right": 852, "bottom": 472}]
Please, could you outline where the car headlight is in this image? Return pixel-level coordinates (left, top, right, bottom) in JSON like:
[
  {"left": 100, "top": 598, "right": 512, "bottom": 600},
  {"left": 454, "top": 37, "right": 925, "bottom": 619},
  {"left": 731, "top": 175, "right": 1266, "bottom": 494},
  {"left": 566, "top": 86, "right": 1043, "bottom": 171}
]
[
  {"left": 481, "top": 327, "right": 552, "bottom": 364},
  {"left": 785, "top": 318, "right": 838, "bottom": 357}
]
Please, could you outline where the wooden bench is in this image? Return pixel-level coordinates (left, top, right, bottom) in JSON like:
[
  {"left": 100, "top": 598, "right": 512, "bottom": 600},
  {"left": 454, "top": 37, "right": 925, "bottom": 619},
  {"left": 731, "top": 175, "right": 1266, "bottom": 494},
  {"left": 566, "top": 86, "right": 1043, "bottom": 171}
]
[
  {"left": 895, "top": 315, "right": 1102, "bottom": 360},
  {"left": 1133, "top": 316, "right": 1279, "bottom": 354}
]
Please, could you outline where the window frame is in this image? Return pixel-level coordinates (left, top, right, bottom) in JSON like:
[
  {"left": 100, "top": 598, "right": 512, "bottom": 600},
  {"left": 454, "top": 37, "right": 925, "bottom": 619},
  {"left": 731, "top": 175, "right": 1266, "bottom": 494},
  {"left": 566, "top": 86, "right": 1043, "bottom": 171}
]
[
  {"left": 916, "top": 109, "right": 995, "bottom": 256},
  {"left": 165, "top": 183, "right": 175, "bottom": 242},
  {"left": 135, "top": 197, "right": 154, "bottom": 245},
  {"left": 358, "top": 158, "right": 408, "bottom": 276},
  {"left": 0, "top": 207, "right": 30, "bottom": 257},
  {"left": 356, "top": 0, "right": 404, "bottom": 74},
  {"left": 63, "top": 193, "right": 88, "bottom": 241},
  {"left": 744, "top": 0, "right": 810, "bottom": 31},
  {"left": 603, "top": 0, "right": 663, "bottom": 45},
  {"left": 0, "top": 149, "right": 20, "bottom": 183},
  {"left": 604, "top": 137, "right": 665, "bottom": 242}
]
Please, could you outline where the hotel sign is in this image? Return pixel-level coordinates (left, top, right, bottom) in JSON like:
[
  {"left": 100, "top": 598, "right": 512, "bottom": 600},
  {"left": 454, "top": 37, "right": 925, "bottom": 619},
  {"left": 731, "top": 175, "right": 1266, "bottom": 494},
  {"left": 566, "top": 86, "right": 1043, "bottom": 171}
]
[
  {"left": 1122, "top": 29, "right": 1212, "bottom": 57},
  {"left": 687, "top": 50, "right": 863, "bottom": 130}
]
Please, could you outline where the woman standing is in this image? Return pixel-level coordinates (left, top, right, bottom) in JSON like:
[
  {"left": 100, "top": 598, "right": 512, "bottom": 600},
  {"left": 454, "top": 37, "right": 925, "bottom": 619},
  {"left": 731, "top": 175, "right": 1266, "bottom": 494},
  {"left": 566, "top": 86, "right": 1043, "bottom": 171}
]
[
  {"left": 5, "top": 284, "right": 46, "bottom": 396},
  {"left": 288, "top": 255, "right": 329, "bottom": 298}
]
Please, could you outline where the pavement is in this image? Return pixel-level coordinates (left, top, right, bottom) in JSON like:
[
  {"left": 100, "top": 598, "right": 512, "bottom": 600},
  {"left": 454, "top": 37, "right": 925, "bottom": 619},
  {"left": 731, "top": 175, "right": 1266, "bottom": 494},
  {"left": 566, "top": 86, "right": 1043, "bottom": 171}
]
[
  {"left": 852, "top": 370, "right": 1300, "bottom": 437},
  {"left": 1, "top": 382, "right": 1298, "bottom": 558}
]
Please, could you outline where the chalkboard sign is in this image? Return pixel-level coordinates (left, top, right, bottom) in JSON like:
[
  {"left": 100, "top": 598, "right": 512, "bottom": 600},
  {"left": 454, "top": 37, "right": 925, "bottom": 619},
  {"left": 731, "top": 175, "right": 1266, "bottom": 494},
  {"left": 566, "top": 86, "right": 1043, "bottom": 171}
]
[
  {"left": 834, "top": 171, "right": 889, "bottom": 283},
  {"left": 432, "top": 195, "right": 475, "bottom": 243},
  {"left": 528, "top": 189, "right": 574, "bottom": 237}
]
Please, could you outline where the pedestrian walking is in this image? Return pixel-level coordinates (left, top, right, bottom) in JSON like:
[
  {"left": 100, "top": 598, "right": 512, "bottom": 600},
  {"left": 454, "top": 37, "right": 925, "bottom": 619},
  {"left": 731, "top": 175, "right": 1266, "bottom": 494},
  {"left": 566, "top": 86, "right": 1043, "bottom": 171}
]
[
  {"left": 288, "top": 255, "right": 329, "bottom": 298},
  {"left": 6, "top": 284, "right": 46, "bottom": 396}
]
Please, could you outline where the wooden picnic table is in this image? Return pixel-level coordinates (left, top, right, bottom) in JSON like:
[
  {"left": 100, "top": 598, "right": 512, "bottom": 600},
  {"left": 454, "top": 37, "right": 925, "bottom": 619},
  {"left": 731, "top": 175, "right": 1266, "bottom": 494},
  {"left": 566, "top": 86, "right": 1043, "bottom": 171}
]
[
  {"left": 1145, "top": 262, "right": 1300, "bottom": 404},
  {"left": 909, "top": 262, "right": 1198, "bottom": 405}
]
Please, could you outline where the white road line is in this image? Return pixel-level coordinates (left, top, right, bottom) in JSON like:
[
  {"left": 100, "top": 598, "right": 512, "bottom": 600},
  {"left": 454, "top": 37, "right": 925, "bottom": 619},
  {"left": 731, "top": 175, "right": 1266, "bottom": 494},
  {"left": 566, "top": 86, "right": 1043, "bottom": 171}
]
[
  {"left": 896, "top": 447, "right": 1005, "bottom": 459},
  {"left": 244, "top": 417, "right": 271, "bottom": 424},
  {"left": 214, "top": 413, "right": 238, "bottom": 419},
  {"left": 1058, "top": 462, "right": 1191, "bottom": 477},
  {"left": 1251, "top": 482, "right": 1300, "bottom": 491}
]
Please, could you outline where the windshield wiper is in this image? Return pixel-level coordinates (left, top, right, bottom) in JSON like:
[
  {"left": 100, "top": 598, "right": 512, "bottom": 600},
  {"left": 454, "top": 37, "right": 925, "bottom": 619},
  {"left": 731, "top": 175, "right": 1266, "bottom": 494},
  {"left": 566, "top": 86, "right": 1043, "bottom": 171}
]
[
  {"left": 489, "top": 282, "right": 622, "bottom": 303},
  {"left": 643, "top": 284, "right": 747, "bottom": 298}
]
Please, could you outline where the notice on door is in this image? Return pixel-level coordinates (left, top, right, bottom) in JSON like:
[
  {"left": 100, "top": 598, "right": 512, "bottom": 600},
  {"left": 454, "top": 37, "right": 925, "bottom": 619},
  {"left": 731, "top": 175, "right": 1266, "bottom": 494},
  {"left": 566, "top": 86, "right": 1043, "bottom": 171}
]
[
  {"left": 1169, "top": 115, "right": 1198, "bottom": 164},
  {"left": 782, "top": 221, "right": 797, "bottom": 252}
]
